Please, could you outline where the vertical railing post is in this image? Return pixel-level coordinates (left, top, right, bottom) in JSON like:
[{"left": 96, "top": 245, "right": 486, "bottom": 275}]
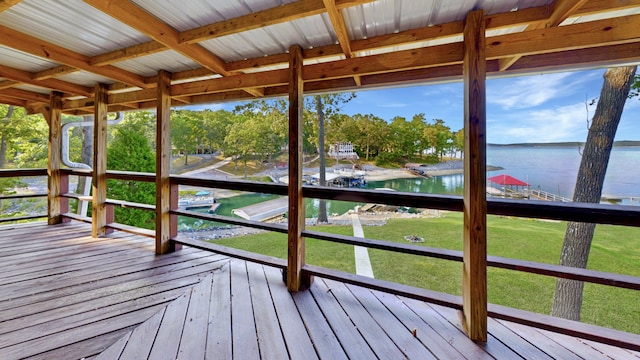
[
  {"left": 92, "top": 83, "right": 108, "bottom": 237},
  {"left": 462, "top": 9, "right": 487, "bottom": 341},
  {"left": 155, "top": 70, "right": 175, "bottom": 254},
  {"left": 47, "top": 91, "right": 63, "bottom": 224},
  {"left": 287, "top": 45, "right": 312, "bottom": 291},
  {"left": 60, "top": 171, "right": 70, "bottom": 222},
  {"left": 170, "top": 182, "right": 181, "bottom": 250}
]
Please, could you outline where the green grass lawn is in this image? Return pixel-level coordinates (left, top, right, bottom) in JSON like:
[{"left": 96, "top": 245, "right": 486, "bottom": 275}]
[{"left": 211, "top": 212, "right": 640, "bottom": 334}]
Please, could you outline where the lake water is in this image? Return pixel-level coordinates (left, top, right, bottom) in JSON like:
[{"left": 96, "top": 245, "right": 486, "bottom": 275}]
[{"left": 180, "top": 145, "right": 640, "bottom": 228}]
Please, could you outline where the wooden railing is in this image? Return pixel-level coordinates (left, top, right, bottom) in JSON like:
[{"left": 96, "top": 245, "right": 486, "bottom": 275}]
[
  {"left": 7, "top": 167, "right": 637, "bottom": 350},
  {"left": 529, "top": 188, "right": 572, "bottom": 202},
  {"left": 169, "top": 175, "right": 640, "bottom": 350},
  {"left": 0, "top": 168, "right": 48, "bottom": 223}
]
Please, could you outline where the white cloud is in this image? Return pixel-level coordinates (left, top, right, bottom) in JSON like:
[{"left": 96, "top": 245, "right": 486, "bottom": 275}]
[
  {"left": 487, "top": 71, "right": 600, "bottom": 110},
  {"left": 488, "top": 102, "right": 590, "bottom": 143}
]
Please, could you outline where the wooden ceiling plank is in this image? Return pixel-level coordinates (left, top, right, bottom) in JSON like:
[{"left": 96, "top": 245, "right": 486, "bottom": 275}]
[
  {"left": 488, "top": 13, "right": 640, "bottom": 59},
  {"left": 90, "top": 40, "right": 166, "bottom": 66},
  {"left": 0, "top": 25, "right": 148, "bottom": 88},
  {"left": 322, "top": 0, "right": 353, "bottom": 58},
  {"left": 171, "top": 70, "right": 289, "bottom": 97},
  {"left": 576, "top": 0, "right": 640, "bottom": 16},
  {"left": 0, "top": 88, "right": 49, "bottom": 102},
  {"left": 498, "top": 0, "right": 588, "bottom": 70},
  {"left": 0, "top": 0, "right": 22, "bottom": 12},
  {"left": 0, "top": 94, "right": 27, "bottom": 107},
  {"left": 0, "top": 64, "right": 92, "bottom": 96},
  {"left": 83, "top": 0, "right": 231, "bottom": 77},
  {"left": 179, "top": 0, "right": 374, "bottom": 44},
  {"left": 32, "top": 65, "right": 78, "bottom": 81},
  {"left": 505, "top": 42, "right": 640, "bottom": 73},
  {"left": 0, "top": 80, "right": 21, "bottom": 90},
  {"left": 547, "top": 0, "right": 592, "bottom": 28},
  {"left": 180, "top": 0, "right": 326, "bottom": 44}
]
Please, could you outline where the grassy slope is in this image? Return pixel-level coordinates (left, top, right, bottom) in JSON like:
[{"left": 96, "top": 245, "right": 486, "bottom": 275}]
[{"left": 212, "top": 213, "right": 639, "bottom": 334}]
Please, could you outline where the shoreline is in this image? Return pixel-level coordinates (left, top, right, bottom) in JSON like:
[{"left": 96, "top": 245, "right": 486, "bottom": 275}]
[{"left": 364, "top": 162, "right": 503, "bottom": 181}]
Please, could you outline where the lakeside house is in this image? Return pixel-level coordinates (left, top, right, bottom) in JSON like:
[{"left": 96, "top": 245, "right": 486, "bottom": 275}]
[{"left": 0, "top": 0, "right": 639, "bottom": 357}]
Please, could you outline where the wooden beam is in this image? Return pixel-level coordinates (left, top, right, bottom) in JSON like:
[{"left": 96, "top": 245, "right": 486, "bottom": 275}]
[
  {"left": 47, "top": 91, "right": 67, "bottom": 224},
  {"left": 499, "top": 0, "right": 592, "bottom": 70},
  {"left": 0, "top": 0, "right": 22, "bottom": 12},
  {"left": 90, "top": 40, "right": 166, "bottom": 66},
  {"left": 0, "top": 88, "right": 50, "bottom": 102},
  {"left": 155, "top": 70, "right": 173, "bottom": 254},
  {"left": 92, "top": 83, "right": 108, "bottom": 237},
  {"left": 547, "top": 0, "right": 591, "bottom": 28},
  {"left": 287, "top": 45, "right": 311, "bottom": 291},
  {"left": 0, "top": 95, "right": 26, "bottom": 107},
  {"left": 180, "top": 0, "right": 374, "bottom": 44},
  {"left": 0, "top": 64, "right": 92, "bottom": 96},
  {"left": 32, "top": 65, "right": 78, "bottom": 81},
  {"left": 0, "top": 80, "right": 20, "bottom": 90},
  {"left": 462, "top": 9, "right": 487, "bottom": 342},
  {"left": 83, "top": 0, "right": 231, "bottom": 77},
  {"left": 489, "top": 13, "right": 640, "bottom": 61},
  {"left": 0, "top": 25, "right": 148, "bottom": 88}
]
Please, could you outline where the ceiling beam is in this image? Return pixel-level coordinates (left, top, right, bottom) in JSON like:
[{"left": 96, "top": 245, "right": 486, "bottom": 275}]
[
  {"left": 0, "top": 25, "right": 148, "bottom": 88},
  {"left": 488, "top": 13, "right": 640, "bottom": 59},
  {"left": 0, "top": 88, "right": 50, "bottom": 102},
  {"left": 83, "top": 0, "right": 231, "bottom": 77},
  {"left": 0, "top": 95, "right": 27, "bottom": 107},
  {"left": 179, "top": 0, "right": 374, "bottom": 44},
  {"left": 0, "top": 0, "right": 22, "bottom": 13},
  {"left": 0, "top": 80, "right": 21, "bottom": 90},
  {"left": 499, "top": 0, "right": 589, "bottom": 70},
  {"left": 32, "top": 65, "right": 78, "bottom": 81},
  {"left": 0, "top": 64, "right": 92, "bottom": 96},
  {"left": 90, "top": 41, "right": 166, "bottom": 66}
]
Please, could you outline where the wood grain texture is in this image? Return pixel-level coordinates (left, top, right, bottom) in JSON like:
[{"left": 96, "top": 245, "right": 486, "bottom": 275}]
[
  {"left": 92, "top": 83, "right": 108, "bottom": 237},
  {"left": 462, "top": 9, "right": 487, "bottom": 342},
  {"left": 155, "top": 70, "right": 172, "bottom": 254},
  {"left": 2, "top": 222, "right": 638, "bottom": 358},
  {"left": 287, "top": 45, "right": 309, "bottom": 291}
]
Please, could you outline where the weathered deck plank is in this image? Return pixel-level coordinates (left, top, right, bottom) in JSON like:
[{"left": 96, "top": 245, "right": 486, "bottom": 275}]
[{"left": 2, "top": 222, "right": 638, "bottom": 359}]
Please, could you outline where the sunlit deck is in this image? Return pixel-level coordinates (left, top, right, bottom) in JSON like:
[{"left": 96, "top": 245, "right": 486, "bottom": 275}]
[{"left": 1, "top": 222, "right": 638, "bottom": 359}]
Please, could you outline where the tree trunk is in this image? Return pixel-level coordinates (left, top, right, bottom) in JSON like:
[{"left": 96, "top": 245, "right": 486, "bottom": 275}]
[
  {"left": 316, "top": 96, "right": 328, "bottom": 223},
  {"left": 551, "top": 66, "right": 636, "bottom": 321}
]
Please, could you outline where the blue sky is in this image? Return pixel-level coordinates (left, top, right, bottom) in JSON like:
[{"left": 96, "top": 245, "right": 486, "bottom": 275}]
[{"left": 198, "top": 68, "right": 640, "bottom": 144}]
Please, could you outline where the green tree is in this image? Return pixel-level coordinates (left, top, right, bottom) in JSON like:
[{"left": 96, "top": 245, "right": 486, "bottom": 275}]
[
  {"left": 171, "top": 110, "right": 202, "bottom": 165},
  {"left": 0, "top": 105, "right": 48, "bottom": 169},
  {"left": 351, "top": 114, "right": 388, "bottom": 160},
  {"left": 389, "top": 116, "right": 422, "bottom": 161},
  {"left": 201, "top": 109, "right": 232, "bottom": 156},
  {"left": 107, "top": 120, "right": 156, "bottom": 229},
  {"left": 424, "top": 118, "right": 452, "bottom": 160}
]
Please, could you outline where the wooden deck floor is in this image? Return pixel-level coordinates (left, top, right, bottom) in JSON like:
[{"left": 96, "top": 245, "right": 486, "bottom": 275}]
[{"left": 1, "top": 222, "right": 639, "bottom": 359}]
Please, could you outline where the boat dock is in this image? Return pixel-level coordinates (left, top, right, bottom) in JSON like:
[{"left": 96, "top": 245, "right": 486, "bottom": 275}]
[{"left": 232, "top": 197, "right": 288, "bottom": 222}]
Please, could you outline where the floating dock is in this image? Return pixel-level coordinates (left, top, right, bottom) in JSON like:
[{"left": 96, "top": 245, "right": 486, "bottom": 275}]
[{"left": 232, "top": 197, "right": 288, "bottom": 222}]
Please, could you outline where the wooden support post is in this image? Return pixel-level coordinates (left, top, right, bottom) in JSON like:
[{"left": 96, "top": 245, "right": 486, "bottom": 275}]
[
  {"left": 47, "top": 91, "right": 64, "bottom": 224},
  {"left": 462, "top": 9, "right": 488, "bottom": 342},
  {"left": 155, "top": 70, "right": 175, "bottom": 254},
  {"left": 286, "top": 45, "right": 312, "bottom": 291},
  {"left": 92, "top": 83, "right": 108, "bottom": 237}
]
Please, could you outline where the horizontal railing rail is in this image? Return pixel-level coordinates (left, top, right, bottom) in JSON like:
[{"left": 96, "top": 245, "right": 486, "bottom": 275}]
[
  {"left": 0, "top": 168, "right": 48, "bottom": 177},
  {"left": 0, "top": 168, "right": 49, "bottom": 223}
]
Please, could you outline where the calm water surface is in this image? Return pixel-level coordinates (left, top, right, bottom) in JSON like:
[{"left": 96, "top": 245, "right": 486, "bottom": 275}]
[{"left": 180, "top": 145, "right": 640, "bottom": 228}]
